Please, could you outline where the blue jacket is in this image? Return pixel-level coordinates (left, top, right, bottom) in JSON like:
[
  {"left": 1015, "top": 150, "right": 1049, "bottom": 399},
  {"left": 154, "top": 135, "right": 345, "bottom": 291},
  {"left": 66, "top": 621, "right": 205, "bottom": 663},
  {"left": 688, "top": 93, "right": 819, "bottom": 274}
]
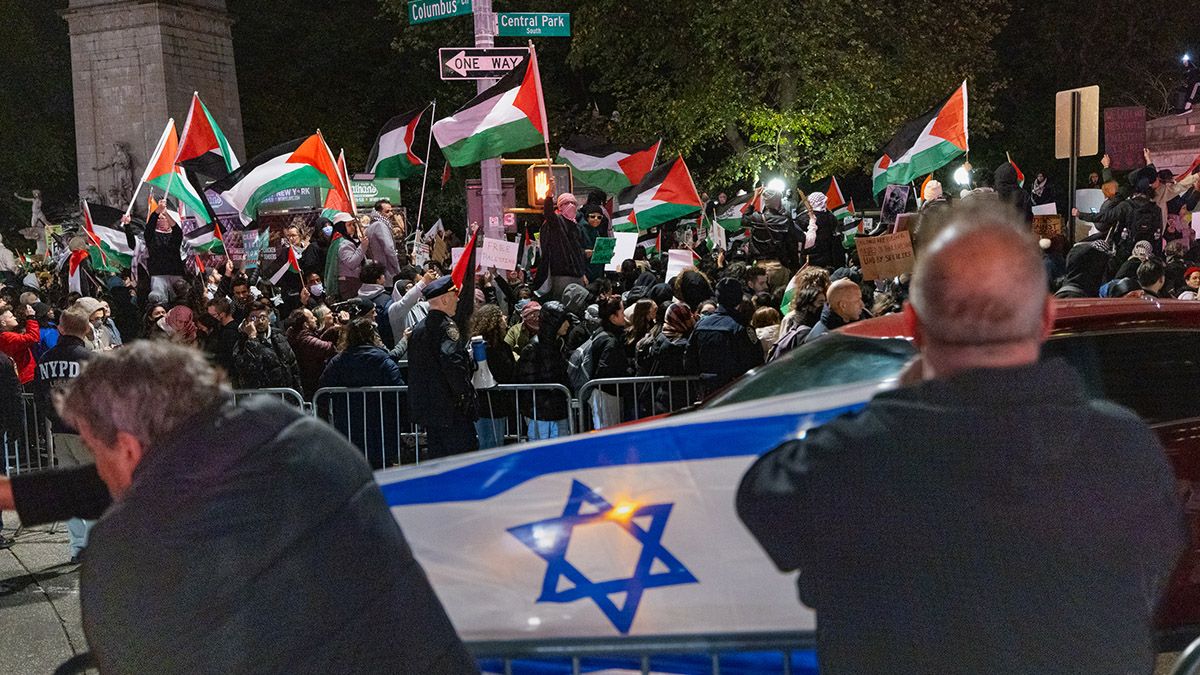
[{"left": 685, "top": 307, "right": 762, "bottom": 393}]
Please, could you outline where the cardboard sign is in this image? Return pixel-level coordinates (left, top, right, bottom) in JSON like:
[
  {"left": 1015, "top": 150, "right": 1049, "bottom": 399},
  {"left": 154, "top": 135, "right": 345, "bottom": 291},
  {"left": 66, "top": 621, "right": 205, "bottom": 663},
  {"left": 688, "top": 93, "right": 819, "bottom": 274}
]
[
  {"left": 479, "top": 237, "right": 519, "bottom": 271},
  {"left": 1031, "top": 215, "right": 1063, "bottom": 240},
  {"left": 857, "top": 231, "right": 914, "bottom": 281},
  {"left": 1103, "top": 106, "right": 1146, "bottom": 170},
  {"left": 590, "top": 237, "right": 617, "bottom": 265},
  {"left": 1032, "top": 203, "right": 1058, "bottom": 216}
]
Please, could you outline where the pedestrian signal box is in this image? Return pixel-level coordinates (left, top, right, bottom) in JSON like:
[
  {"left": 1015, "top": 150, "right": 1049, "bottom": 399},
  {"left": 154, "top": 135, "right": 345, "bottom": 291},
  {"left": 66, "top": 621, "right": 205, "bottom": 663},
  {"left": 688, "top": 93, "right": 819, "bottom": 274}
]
[{"left": 525, "top": 164, "right": 573, "bottom": 208}]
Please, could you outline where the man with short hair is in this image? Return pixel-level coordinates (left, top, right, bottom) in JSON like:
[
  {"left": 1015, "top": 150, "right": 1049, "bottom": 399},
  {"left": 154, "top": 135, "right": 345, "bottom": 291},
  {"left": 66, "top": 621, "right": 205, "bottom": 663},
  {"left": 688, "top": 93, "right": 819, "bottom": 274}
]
[
  {"left": 685, "top": 277, "right": 762, "bottom": 394},
  {"left": 233, "top": 300, "right": 302, "bottom": 390},
  {"left": 366, "top": 198, "right": 402, "bottom": 284},
  {"left": 1137, "top": 258, "right": 1167, "bottom": 297},
  {"left": 205, "top": 296, "right": 239, "bottom": 374},
  {"left": 55, "top": 341, "right": 476, "bottom": 673},
  {"left": 357, "top": 261, "right": 395, "bottom": 346},
  {"left": 802, "top": 278, "right": 866, "bottom": 343},
  {"left": 737, "top": 202, "right": 1186, "bottom": 674},
  {"left": 229, "top": 275, "right": 252, "bottom": 322},
  {"left": 33, "top": 306, "right": 94, "bottom": 561},
  {"left": 744, "top": 265, "right": 769, "bottom": 295}
]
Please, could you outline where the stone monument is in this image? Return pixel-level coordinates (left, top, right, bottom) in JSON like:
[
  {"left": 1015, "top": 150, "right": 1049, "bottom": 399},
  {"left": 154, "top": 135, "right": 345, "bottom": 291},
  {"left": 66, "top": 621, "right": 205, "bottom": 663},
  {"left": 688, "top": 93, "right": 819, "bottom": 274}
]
[
  {"left": 1147, "top": 109, "right": 1200, "bottom": 176},
  {"left": 61, "top": 0, "right": 246, "bottom": 208}
]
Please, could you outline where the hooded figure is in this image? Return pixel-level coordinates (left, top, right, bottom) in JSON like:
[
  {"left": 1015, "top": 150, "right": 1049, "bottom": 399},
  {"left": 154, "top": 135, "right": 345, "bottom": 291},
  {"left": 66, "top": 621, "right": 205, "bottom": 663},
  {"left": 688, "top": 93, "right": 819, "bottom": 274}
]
[
  {"left": 686, "top": 276, "right": 762, "bottom": 395},
  {"left": 1054, "top": 239, "right": 1112, "bottom": 298},
  {"left": 803, "top": 192, "right": 844, "bottom": 270},
  {"left": 559, "top": 283, "right": 591, "bottom": 351},
  {"left": 994, "top": 162, "right": 1034, "bottom": 223},
  {"left": 577, "top": 191, "right": 611, "bottom": 281}
]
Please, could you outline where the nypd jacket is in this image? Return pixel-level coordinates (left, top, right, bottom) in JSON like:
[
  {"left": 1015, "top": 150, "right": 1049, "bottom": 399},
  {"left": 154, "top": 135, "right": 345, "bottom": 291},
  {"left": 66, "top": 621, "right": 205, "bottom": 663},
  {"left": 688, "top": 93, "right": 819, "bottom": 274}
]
[{"left": 32, "top": 335, "right": 92, "bottom": 434}]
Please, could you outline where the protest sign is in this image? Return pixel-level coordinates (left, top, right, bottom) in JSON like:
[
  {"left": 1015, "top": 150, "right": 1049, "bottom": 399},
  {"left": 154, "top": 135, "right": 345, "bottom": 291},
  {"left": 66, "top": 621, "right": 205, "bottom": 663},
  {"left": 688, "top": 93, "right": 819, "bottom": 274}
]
[
  {"left": 1032, "top": 203, "right": 1058, "bottom": 216},
  {"left": 665, "top": 249, "right": 693, "bottom": 282},
  {"left": 1075, "top": 189, "right": 1105, "bottom": 215},
  {"left": 450, "top": 246, "right": 483, "bottom": 273},
  {"left": 892, "top": 212, "right": 916, "bottom": 234},
  {"left": 1103, "top": 106, "right": 1146, "bottom": 171},
  {"left": 880, "top": 185, "right": 910, "bottom": 226},
  {"left": 1031, "top": 215, "right": 1063, "bottom": 240},
  {"left": 590, "top": 237, "right": 617, "bottom": 265},
  {"left": 605, "top": 232, "right": 638, "bottom": 272},
  {"left": 479, "top": 237, "right": 519, "bottom": 271},
  {"left": 857, "top": 231, "right": 914, "bottom": 281}
]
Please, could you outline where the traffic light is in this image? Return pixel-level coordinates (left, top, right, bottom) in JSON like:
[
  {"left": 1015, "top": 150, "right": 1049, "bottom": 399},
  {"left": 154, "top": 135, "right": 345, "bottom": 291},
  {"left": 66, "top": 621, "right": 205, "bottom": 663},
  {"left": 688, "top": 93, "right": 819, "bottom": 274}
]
[{"left": 526, "top": 164, "right": 573, "bottom": 208}]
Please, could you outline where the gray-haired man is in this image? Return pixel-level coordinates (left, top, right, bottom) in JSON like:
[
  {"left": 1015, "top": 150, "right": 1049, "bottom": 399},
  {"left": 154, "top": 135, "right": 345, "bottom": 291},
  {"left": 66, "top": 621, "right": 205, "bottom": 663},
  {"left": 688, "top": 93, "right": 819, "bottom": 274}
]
[{"left": 57, "top": 341, "right": 476, "bottom": 673}]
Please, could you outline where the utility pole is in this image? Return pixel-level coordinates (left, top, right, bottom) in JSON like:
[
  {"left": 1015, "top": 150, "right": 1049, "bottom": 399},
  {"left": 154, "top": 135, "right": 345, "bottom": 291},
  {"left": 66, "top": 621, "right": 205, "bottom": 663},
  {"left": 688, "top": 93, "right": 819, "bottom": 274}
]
[{"left": 474, "top": 0, "right": 504, "bottom": 240}]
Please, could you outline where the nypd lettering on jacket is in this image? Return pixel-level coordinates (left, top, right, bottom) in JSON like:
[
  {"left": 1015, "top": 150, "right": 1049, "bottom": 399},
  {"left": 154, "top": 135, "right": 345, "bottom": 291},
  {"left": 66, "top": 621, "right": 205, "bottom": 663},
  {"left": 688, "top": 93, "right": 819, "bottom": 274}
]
[{"left": 38, "top": 360, "right": 82, "bottom": 380}]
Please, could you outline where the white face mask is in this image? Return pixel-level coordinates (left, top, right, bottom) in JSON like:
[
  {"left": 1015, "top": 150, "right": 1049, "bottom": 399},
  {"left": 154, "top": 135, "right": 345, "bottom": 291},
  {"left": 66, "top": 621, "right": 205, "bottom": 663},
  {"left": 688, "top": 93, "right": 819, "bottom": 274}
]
[{"left": 309, "top": 283, "right": 325, "bottom": 297}]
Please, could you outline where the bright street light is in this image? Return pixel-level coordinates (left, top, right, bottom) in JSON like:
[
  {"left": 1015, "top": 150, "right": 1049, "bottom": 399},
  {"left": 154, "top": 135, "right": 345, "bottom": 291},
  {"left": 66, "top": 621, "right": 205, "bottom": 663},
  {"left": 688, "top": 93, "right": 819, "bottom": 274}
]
[
  {"left": 953, "top": 162, "right": 973, "bottom": 187},
  {"left": 765, "top": 177, "right": 787, "bottom": 193}
]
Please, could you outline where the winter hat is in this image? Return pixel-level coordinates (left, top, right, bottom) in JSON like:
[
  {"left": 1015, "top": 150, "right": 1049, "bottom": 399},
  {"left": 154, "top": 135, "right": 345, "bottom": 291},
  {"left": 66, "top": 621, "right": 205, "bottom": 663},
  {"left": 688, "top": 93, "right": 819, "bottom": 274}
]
[
  {"left": 1132, "top": 241, "right": 1153, "bottom": 261},
  {"left": 807, "top": 192, "right": 828, "bottom": 212},
  {"left": 1186, "top": 266, "right": 1200, "bottom": 279},
  {"left": 73, "top": 297, "right": 103, "bottom": 317},
  {"left": 923, "top": 180, "right": 943, "bottom": 201},
  {"left": 662, "top": 302, "right": 696, "bottom": 339},
  {"left": 715, "top": 277, "right": 743, "bottom": 310}
]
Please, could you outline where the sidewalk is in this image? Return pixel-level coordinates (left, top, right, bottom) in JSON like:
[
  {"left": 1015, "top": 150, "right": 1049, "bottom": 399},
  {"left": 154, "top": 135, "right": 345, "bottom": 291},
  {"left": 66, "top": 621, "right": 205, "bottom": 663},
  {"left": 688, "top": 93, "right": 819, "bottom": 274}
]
[{"left": 0, "top": 511, "right": 84, "bottom": 674}]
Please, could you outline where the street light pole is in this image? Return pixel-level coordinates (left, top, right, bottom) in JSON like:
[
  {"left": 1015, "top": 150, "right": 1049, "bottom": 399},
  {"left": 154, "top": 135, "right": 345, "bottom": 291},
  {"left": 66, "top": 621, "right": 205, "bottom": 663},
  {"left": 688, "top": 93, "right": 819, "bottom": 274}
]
[{"left": 474, "top": 0, "right": 504, "bottom": 240}]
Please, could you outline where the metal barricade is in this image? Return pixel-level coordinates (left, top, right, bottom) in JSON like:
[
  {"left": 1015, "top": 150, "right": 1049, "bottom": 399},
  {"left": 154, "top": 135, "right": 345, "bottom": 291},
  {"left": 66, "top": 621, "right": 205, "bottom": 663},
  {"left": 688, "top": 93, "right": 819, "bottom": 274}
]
[
  {"left": 311, "top": 386, "right": 420, "bottom": 470},
  {"left": 232, "top": 387, "right": 308, "bottom": 412},
  {"left": 5, "top": 393, "right": 55, "bottom": 476},
  {"left": 1172, "top": 634, "right": 1200, "bottom": 675},
  {"left": 575, "top": 376, "right": 704, "bottom": 433},
  {"left": 470, "top": 631, "right": 816, "bottom": 675},
  {"left": 476, "top": 383, "right": 575, "bottom": 445}
]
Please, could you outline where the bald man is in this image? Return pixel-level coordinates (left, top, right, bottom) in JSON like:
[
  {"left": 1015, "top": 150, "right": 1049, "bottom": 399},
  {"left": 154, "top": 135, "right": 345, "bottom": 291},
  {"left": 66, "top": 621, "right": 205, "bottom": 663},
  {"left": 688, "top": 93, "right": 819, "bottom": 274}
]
[
  {"left": 737, "top": 202, "right": 1186, "bottom": 674},
  {"left": 802, "top": 277, "right": 866, "bottom": 343}
]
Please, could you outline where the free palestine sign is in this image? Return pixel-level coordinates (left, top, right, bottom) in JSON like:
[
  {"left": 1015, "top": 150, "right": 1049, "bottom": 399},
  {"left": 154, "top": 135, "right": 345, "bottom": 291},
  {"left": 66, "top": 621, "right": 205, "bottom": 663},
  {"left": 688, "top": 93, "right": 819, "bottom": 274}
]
[{"left": 408, "top": 0, "right": 472, "bottom": 25}]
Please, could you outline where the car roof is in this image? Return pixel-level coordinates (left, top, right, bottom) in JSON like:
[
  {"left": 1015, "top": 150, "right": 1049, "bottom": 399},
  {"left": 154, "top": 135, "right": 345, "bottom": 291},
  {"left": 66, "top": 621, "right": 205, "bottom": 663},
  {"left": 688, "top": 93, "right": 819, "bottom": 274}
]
[{"left": 841, "top": 297, "right": 1200, "bottom": 339}]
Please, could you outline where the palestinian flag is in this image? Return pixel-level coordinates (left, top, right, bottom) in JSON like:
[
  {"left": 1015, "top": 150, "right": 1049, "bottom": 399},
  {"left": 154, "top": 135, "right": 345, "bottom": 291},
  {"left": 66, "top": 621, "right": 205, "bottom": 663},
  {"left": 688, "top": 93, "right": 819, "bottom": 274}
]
[
  {"left": 872, "top": 80, "right": 969, "bottom": 194},
  {"left": 637, "top": 230, "right": 659, "bottom": 256},
  {"left": 451, "top": 227, "right": 480, "bottom": 290},
  {"left": 183, "top": 220, "right": 225, "bottom": 254},
  {"left": 441, "top": 161, "right": 452, "bottom": 188},
  {"left": 324, "top": 149, "right": 357, "bottom": 214},
  {"left": 1006, "top": 152, "right": 1025, "bottom": 187},
  {"left": 714, "top": 188, "right": 764, "bottom": 231},
  {"left": 208, "top": 134, "right": 348, "bottom": 226},
  {"left": 176, "top": 92, "right": 240, "bottom": 182},
  {"left": 367, "top": 106, "right": 427, "bottom": 179},
  {"left": 557, "top": 138, "right": 661, "bottom": 194},
  {"left": 264, "top": 243, "right": 301, "bottom": 285},
  {"left": 826, "top": 177, "right": 855, "bottom": 221},
  {"left": 140, "top": 119, "right": 213, "bottom": 222},
  {"left": 432, "top": 54, "right": 548, "bottom": 167},
  {"left": 610, "top": 155, "right": 702, "bottom": 233},
  {"left": 81, "top": 200, "right": 134, "bottom": 269},
  {"left": 67, "top": 249, "right": 89, "bottom": 294}
]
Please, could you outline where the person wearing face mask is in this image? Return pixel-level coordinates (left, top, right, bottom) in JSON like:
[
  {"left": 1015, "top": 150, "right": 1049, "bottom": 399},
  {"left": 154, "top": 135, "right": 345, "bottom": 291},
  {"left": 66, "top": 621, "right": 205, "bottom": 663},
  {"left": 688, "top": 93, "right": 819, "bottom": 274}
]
[
  {"left": 72, "top": 297, "right": 111, "bottom": 351},
  {"left": 323, "top": 216, "right": 371, "bottom": 300},
  {"left": 123, "top": 206, "right": 186, "bottom": 302},
  {"left": 532, "top": 188, "right": 589, "bottom": 301},
  {"left": 232, "top": 300, "right": 302, "bottom": 390},
  {"left": 577, "top": 191, "right": 611, "bottom": 282}
]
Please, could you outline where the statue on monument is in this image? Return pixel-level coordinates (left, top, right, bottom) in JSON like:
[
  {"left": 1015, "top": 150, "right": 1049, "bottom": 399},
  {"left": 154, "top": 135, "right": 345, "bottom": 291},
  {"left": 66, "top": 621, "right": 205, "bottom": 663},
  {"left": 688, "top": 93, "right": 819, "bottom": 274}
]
[
  {"left": 13, "top": 189, "right": 51, "bottom": 256},
  {"left": 105, "top": 186, "right": 124, "bottom": 209},
  {"left": 80, "top": 184, "right": 102, "bottom": 204},
  {"left": 94, "top": 142, "right": 135, "bottom": 205}
]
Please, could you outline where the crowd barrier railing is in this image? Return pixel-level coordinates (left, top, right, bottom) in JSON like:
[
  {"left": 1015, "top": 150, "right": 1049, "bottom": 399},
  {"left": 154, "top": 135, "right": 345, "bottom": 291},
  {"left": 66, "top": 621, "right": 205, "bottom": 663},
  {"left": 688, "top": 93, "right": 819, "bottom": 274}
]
[
  {"left": 5, "top": 393, "right": 55, "bottom": 476},
  {"left": 232, "top": 387, "right": 308, "bottom": 413},
  {"left": 469, "top": 631, "right": 816, "bottom": 675},
  {"left": 575, "top": 376, "right": 704, "bottom": 433}
]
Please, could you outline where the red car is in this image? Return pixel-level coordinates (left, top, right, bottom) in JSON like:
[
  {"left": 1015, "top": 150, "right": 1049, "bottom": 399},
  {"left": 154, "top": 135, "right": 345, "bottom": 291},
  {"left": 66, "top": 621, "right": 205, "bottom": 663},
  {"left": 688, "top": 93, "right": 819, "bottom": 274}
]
[{"left": 839, "top": 297, "right": 1200, "bottom": 638}]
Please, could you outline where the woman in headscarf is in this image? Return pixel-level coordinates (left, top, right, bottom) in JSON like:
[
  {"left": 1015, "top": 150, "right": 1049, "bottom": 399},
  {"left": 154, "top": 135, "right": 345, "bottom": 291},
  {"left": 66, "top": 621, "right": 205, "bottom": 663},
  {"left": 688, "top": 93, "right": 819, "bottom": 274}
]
[
  {"left": 643, "top": 302, "right": 697, "bottom": 414},
  {"left": 802, "top": 191, "right": 844, "bottom": 270},
  {"left": 1114, "top": 240, "right": 1154, "bottom": 281},
  {"left": 504, "top": 299, "right": 540, "bottom": 355},
  {"left": 323, "top": 215, "right": 371, "bottom": 300},
  {"left": 994, "top": 162, "right": 1034, "bottom": 223},
  {"left": 140, "top": 302, "right": 169, "bottom": 340}
]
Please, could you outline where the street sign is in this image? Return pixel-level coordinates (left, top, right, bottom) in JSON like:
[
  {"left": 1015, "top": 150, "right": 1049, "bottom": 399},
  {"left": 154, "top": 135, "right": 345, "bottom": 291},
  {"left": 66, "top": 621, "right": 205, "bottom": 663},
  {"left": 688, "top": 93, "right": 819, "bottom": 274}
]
[
  {"left": 408, "top": 0, "right": 472, "bottom": 25},
  {"left": 1055, "top": 85, "right": 1099, "bottom": 159},
  {"left": 497, "top": 12, "right": 571, "bottom": 37},
  {"left": 439, "top": 47, "right": 529, "bottom": 80}
]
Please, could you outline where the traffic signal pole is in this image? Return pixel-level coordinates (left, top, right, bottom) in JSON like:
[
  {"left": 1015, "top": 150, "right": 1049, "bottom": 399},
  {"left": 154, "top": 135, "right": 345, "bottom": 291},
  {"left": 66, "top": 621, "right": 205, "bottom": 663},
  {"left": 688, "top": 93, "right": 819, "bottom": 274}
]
[{"left": 474, "top": 0, "right": 505, "bottom": 240}]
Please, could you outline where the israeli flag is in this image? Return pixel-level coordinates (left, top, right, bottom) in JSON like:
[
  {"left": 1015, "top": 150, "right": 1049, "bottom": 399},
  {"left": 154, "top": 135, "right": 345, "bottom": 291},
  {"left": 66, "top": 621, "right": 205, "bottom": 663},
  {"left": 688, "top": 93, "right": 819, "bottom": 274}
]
[{"left": 376, "top": 381, "right": 885, "bottom": 641}]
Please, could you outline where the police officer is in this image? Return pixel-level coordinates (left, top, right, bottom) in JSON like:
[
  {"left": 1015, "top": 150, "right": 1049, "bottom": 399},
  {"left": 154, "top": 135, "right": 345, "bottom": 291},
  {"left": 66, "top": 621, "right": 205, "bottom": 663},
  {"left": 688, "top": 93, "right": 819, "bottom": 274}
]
[
  {"left": 685, "top": 277, "right": 763, "bottom": 395},
  {"left": 407, "top": 274, "right": 479, "bottom": 459}
]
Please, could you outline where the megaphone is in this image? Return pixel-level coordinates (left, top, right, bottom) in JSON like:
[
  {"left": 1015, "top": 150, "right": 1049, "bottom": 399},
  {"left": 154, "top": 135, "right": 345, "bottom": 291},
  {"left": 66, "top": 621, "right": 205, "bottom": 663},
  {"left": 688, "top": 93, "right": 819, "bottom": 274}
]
[{"left": 470, "top": 336, "right": 497, "bottom": 389}]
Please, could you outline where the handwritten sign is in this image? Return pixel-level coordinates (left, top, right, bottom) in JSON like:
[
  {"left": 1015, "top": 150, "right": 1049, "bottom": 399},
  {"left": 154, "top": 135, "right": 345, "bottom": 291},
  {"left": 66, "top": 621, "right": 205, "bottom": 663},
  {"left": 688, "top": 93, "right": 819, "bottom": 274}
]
[
  {"left": 479, "top": 237, "right": 519, "bottom": 271},
  {"left": 1031, "top": 215, "right": 1063, "bottom": 240},
  {"left": 857, "top": 231, "right": 914, "bottom": 281},
  {"left": 1103, "top": 106, "right": 1146, "bottom": 171}
]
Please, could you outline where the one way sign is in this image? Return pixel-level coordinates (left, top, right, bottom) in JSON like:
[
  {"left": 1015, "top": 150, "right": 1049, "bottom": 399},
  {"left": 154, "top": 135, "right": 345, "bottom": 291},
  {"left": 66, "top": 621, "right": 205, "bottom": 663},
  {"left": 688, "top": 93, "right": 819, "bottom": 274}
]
[{"left": 438, "top": 47, "right": 529, "bottom": 80}]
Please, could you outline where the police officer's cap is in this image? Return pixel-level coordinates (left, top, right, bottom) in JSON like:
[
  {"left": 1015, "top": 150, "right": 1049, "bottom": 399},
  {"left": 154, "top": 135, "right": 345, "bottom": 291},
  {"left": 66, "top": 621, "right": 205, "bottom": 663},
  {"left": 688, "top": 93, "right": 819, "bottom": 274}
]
[{"left": 423, "top": 275, "right": 457, "bottom": 300}]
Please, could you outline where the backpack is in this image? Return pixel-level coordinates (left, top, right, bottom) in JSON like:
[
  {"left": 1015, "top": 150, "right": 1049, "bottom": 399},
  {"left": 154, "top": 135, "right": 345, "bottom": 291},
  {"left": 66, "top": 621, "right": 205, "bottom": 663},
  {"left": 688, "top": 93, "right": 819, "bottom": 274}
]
[
  {"left": 364, "top": 289, "right": 395, "bottom": 346},
  {"left": 767, "top": 323, "right": 812, "bottom": 362},
  {"left": 567, "top": 334, "right": 598, "bottom": 394}
]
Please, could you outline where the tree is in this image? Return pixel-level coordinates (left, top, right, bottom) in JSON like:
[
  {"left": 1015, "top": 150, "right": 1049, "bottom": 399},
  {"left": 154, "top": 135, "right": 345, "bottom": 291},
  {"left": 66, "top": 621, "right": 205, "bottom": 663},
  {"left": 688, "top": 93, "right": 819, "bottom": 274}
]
[{"left": 566, "top": 0, "right": 1010, "bottom": 190}]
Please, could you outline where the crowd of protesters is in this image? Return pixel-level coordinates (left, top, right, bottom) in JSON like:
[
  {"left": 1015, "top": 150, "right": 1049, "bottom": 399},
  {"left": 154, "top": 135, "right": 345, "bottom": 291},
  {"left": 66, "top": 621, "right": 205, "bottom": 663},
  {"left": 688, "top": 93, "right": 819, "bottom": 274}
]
[{"left": 2, "top": 150, "right": 1199, "bottom": 477}]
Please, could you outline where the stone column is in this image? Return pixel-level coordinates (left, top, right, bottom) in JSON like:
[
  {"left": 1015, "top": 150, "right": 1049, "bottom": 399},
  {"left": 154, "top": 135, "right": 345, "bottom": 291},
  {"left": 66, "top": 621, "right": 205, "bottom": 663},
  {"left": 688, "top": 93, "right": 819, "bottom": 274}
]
[
  {"left": 62, "top": 0, "right": 245, "bottom": 206},
  {"left": 1147, "top": 110, "right": 1200, "bottom": 175}
]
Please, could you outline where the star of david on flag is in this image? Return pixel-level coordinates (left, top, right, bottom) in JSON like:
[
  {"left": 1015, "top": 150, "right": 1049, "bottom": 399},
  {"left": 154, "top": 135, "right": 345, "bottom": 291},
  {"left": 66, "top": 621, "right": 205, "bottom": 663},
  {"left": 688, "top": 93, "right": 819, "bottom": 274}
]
[{"left": 507, "top": 480, "right": 699, "bottom": 634}]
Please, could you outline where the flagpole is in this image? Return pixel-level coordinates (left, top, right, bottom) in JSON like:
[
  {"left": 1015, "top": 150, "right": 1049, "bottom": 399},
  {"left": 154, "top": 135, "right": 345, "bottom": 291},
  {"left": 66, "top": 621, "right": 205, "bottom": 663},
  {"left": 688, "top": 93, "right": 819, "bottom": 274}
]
[
  {"left": 413, "top": 100, "right": 436, "bottom": 257},
  {"left": 529, "top": 41, "right": 554, "bottom": 169}
]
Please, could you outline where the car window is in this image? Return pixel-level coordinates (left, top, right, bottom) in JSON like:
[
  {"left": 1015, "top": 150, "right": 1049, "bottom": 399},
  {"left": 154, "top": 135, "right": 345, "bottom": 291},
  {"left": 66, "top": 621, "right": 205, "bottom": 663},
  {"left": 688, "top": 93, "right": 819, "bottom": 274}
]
[
  {"left": 704, "top": 334, "right": 916, "bottom": 408},
  {"left": 1043, "top": 330, "right": 1200, "bottom": 425}
]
